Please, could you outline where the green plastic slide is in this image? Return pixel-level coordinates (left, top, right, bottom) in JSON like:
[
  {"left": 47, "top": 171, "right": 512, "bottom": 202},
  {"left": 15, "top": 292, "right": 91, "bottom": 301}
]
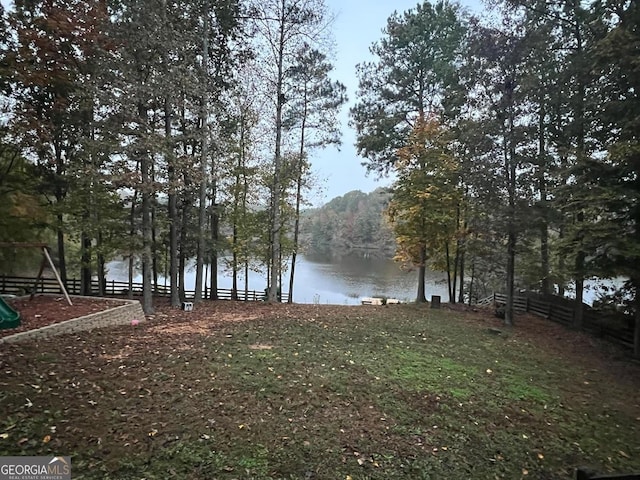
[{"left": 0, "top": 296, "right": 21, "bottom": 330}]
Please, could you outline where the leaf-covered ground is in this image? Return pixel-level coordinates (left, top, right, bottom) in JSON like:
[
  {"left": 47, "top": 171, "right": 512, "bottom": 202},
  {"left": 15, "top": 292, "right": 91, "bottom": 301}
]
[{"left": 0, "top": 300, "right": 638, "bottom": 479}]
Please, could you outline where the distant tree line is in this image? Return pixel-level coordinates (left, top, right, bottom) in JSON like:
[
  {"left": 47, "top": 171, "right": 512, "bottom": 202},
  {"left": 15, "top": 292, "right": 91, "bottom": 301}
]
[
  {"left": 300, "top": 189, "right": 396, "bottom": 255},
  {"left": 350, "top": 0, "right": 639, "bottom": 355}
]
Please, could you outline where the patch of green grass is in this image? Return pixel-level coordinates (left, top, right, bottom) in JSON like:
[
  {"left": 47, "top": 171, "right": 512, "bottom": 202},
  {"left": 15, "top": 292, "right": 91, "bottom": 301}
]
[{"left": 505, "top": 378, "right": 551, "bottom": 403}]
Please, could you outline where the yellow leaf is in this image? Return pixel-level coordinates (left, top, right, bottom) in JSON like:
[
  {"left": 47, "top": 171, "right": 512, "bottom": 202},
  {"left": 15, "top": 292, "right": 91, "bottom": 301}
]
[{"left": 42, "top": 435, "right": 51, "bottom": 444}]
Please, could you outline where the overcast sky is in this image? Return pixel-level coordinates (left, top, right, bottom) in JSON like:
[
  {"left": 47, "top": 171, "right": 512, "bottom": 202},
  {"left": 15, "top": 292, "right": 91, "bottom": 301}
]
[{"left": 313, "top": 0, "right": 483, "bottom": 205}]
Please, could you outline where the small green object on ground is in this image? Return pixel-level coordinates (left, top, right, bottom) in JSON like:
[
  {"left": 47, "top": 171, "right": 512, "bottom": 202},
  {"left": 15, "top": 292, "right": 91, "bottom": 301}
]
[{"left": 0, "top": 296, "right": 21, "bottom": 329}]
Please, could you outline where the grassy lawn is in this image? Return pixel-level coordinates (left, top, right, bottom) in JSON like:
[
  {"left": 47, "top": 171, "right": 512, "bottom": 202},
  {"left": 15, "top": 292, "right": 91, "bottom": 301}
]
[{"left": 0, "top": 302, "right": 638, "bottom": 479}]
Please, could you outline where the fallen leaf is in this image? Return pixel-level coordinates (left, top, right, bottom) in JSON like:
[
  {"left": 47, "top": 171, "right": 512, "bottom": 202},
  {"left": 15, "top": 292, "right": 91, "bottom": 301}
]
[
  {"left": 0, "top": 433, "right": 8, "bottom": 440},
  {"left": 42, "top": 435, "right": 51, "bottom": 444}
]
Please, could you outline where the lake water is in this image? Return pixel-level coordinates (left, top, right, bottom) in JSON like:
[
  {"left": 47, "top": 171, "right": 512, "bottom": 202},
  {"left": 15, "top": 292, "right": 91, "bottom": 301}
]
[
  {"left": 106, "top": 252, "right": 450, "bottom": 305},
  {"left": 105, "top": 253, "right": 623, "bottom": 306}
]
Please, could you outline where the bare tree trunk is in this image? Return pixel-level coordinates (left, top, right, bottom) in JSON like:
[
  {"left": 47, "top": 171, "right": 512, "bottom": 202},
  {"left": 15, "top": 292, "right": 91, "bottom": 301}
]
[
  {"left": 574, "top": 274, "right": 584, "bottom": 329},
  {"left": 268, "top": 1, "right": 287, "bottom": 304},
  {"left": 139, "top": 103, "right": 154, "bottom": 315},
  {"left": 178, "top": 197, "right": 189, "bottom": 302},
  {"left": 166, "top": 98, "right": 181, "bottom": 307},
  {"left": 210, "top": 201, "right": 219, "bottom": 300},
  {"left": 127, "top": 187, "right": 138, "bottom": 300},
  {"left": 231, "top": 218, "right": 238, "bottom": 300},
  {"left": 56, "top": 215, "right": 67, "bottom": 287},
  {"left": 458, "top": 239, "right": 465, "bottom": 304},
  {"left": 452, "top": 244, "right": 459, "bottom": 305},
  {"left": 151, "top": 162, "right": 159, "bottom": 294},
  {"left": 232, "top": 241, "right": 238, "bottom": 300},
  {"left": 457, "top": 212, "right": 467, "bottom": 303},
  {"left": 540, "top": 220, "right": 550, "bottom": 294},
  {"left": 97, "top": 231, "right": 106, "bottom": 297},
  {"left": 244, "top": 262, "right": 249, "bottom": 301},
  {"left": 468, "top": 256, "right": 475, "bottom": 306},
  {"left": 128, "top": 254, "right": 134, "bottom": 299},
  {"left": 572, "top": 2, "right": 586, "bottom": 330},
  {"left": 634, "top": 278, "right": 640, "bottom": 358},
  {"left": 288, "top": 245, "right": 298, "bottom": 303},
  {"left": 445, "top": 241, "right": 454, "bottom": 303},
  {"left": 80, "top": 231, "right": 92, "bottom": 296},
  {"left": 538, "top": 101, "right": 550, "bottom": 295},
  {"left": 504, "top": 78, "right": 517, "bottom": 327},
  {"left": 141, "top": 179, "right": 154, "bottom": 313},
  {"left": 505, "top": 225, "right": 516, "bottom": 326},
  {"left": 574, "top": 212, "right": 585, "bottom": 330},
  {"left": 558, "top": 223, "right": 566, "bottom": 297},
  {"left": 416, "top": 244, "right": 427, "bottom": 303},
  {"left": 288, "top": 154, "right": 306, "bottom": 304},
  {"left": 195, "top": 11, "right": 209, "bottom": 303}
]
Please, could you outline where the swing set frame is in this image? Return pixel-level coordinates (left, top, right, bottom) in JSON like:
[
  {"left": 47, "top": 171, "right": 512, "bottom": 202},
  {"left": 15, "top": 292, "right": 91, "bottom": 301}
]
[{"left": 0, "top": 242, "right": 72, "bottom": 306}]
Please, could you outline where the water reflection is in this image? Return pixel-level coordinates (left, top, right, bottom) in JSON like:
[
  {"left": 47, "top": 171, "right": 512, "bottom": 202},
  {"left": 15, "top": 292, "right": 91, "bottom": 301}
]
[
  {"left": 106, "top": 252, "right": 450, "bottom": 305},
  {"left": 298, "top": 252, "right": 448, "bottom": 304}
]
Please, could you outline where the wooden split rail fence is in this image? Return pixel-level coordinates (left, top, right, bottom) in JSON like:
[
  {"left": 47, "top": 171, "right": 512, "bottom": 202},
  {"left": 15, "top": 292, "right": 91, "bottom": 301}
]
[
  {"left": 477, "top": 292, "right": 634, "bottom": 349},
  {"left": 0, "top": 275, "right": 289, "bottom": 303}
]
